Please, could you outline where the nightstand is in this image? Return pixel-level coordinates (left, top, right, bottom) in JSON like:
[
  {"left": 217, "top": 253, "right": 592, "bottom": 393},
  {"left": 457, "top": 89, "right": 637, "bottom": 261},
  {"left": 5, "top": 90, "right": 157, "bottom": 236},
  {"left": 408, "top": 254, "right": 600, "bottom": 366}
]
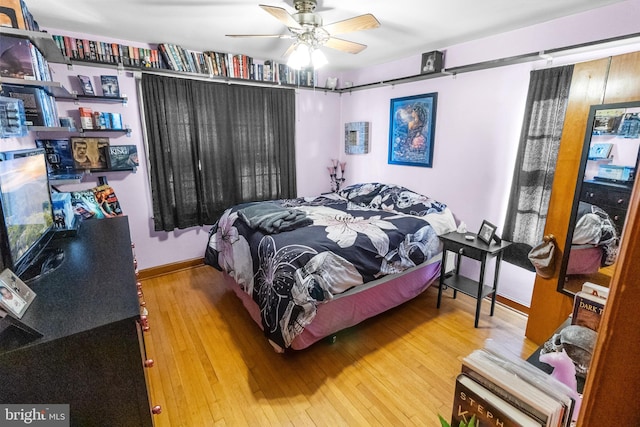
[{"left": 437, "top": 231, "right": 511, "bottom": 327}]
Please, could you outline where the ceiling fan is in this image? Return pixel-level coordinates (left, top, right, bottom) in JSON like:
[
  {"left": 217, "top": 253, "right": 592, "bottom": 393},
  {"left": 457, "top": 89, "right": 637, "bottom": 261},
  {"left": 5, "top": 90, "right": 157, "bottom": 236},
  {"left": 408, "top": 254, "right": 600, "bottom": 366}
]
[{"left": 226, "top": 0, "right": 380, "bottom": 68}]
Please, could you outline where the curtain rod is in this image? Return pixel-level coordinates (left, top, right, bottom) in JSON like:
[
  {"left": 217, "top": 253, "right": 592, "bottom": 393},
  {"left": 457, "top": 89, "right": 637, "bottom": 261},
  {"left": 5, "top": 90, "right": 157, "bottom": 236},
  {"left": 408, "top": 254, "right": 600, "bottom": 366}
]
[{"left": 340, "top": 32, "right": 640, "bottom": 93}]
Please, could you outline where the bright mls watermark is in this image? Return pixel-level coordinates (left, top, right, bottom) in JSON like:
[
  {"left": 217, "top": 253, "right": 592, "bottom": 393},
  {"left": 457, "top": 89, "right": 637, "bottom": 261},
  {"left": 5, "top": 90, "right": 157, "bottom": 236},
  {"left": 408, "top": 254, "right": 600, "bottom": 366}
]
[{"left": 0, "top": 405, "right": 69, "bottom": 426}]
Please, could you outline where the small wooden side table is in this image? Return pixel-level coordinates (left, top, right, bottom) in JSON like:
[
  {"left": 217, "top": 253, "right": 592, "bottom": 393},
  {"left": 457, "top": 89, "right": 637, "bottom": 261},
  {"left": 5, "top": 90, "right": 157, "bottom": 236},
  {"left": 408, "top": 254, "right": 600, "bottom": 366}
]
[{"left": 437, "top": 231, "right": 511, "bottom": 327}]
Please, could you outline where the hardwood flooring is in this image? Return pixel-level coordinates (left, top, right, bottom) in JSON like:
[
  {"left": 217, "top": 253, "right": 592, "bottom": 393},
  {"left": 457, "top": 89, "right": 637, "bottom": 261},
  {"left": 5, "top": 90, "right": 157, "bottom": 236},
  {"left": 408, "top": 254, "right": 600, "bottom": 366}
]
[{"left": 141, "top": 265, "right": 538, "bottom": 426}]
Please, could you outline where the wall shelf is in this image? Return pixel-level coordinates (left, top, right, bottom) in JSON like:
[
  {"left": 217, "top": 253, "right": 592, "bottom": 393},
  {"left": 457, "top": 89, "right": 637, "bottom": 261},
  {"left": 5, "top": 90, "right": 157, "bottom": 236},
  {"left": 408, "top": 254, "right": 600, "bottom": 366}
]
[
  {"left": 31, "top": 127, "right": 131, "bottom": 137},
  {"left": 0, "top": 27, "right": 70, "bottom": 65},
  {"left": 56, "top": 57, "right": 331, "bottom": 92},
  {"left": 29, "top": 125, "right": 73, "bottom": 132},
  {"left": 0, "top": 77, "right": 73, "bottom": 98},
  {"left": 338, "top": 31, "right": 640, "bottom": 93},
  {"left": 56, "top": 93, "right": 129, "bottom": 105}
]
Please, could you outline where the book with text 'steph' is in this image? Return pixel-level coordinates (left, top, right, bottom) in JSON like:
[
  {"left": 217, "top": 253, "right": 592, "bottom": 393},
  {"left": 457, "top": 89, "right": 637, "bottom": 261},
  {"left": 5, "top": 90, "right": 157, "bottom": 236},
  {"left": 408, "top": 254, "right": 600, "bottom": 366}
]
[
  {"left": 451, "top": 374, "right": 544, "bottom": 427},
  {"left": 463, "top": 346, "right": 575, "bottom": 427}
]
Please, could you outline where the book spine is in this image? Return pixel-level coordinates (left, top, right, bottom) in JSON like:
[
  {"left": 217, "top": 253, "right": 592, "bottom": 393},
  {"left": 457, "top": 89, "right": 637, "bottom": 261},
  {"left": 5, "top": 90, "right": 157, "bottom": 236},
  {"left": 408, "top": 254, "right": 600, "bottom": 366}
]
[
  {"left": 133, "top": 47, "right": 140, "bottom": 66},
  {"left": 157, "top": 44, "right": 173, "bottom": 70},
  {"left": 53, "top": 35, "right": 65, "bottom": 57},
  {"left": 78, "top": 107, "right": 93, "bottom": 130},
  {"left": 167, "top": 45, "right": 183, "bottom": 71},
  {"left": 26, "top": 42, "right": 40, "bottom": 81},
  {"left": 151, "top": 49, "right": 159, "bottom": 68},
  {"left": 75, "top": 38, "right": 85, "bottom": 60},
  {"left": 82, "top": 39, "right": 91, "bottom": 60}
]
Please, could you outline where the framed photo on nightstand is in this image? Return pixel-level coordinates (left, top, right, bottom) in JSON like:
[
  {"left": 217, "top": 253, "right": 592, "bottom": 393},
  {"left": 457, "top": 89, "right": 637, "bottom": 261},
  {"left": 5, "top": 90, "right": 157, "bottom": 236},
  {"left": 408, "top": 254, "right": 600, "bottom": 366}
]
[{"left": 477, "top": 220, "right": 497, "bottom": 245}]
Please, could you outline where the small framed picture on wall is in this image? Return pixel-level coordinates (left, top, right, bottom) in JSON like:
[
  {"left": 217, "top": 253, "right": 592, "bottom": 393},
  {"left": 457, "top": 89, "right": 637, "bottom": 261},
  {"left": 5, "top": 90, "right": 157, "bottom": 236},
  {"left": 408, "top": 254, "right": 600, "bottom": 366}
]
[{"left": 345, "top": 122, "right": 370, "bottom": 154}]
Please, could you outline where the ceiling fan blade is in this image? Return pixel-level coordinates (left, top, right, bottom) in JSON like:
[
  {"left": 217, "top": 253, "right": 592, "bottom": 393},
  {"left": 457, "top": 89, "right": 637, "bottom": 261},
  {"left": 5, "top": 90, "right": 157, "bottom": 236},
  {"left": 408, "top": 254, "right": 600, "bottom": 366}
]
[
  {"left": 226, "top": 34, "right": 293, "bottom": 39},
  {"left": 324, "top": 37, "right": 367, "bottom": 54},
  {"left": 282, "top": 43, "right": 297, "bottom": 58},
  {"left": 323, "top": 14, "right": 380, "bottom": 35},
  {"left": 259, "top": 4, "right": 302, "bottom": 29}
]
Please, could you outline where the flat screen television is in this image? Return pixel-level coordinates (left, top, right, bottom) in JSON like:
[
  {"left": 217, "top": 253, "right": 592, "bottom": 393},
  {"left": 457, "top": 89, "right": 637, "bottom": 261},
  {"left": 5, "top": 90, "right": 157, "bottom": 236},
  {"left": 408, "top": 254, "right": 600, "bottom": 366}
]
[{"left": 0, "top": 148, "right": 60, "bottom": 282}]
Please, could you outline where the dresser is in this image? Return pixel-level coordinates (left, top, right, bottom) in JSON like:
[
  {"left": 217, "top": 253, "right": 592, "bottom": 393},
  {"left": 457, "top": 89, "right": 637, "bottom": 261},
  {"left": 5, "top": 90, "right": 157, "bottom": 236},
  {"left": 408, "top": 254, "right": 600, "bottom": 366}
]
[
  {"left": 580, "top": 180, "right": 633, "bottom": 234},
  {"left": 0, "top": 217, "right": 158, "bottom": 426}
]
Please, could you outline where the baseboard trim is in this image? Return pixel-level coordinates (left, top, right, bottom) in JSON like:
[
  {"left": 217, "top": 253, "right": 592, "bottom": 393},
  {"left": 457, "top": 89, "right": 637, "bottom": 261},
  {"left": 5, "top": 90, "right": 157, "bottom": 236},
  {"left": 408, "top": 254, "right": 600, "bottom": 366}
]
[
  {"left": 496, "top": 294, "right": 529, "bottom": 315},
  {"left": 138, "top": 261, "right": 531, "bottom": 316},
  {"left": 138, "top": 258, "right": 205, "bottom": 280}
]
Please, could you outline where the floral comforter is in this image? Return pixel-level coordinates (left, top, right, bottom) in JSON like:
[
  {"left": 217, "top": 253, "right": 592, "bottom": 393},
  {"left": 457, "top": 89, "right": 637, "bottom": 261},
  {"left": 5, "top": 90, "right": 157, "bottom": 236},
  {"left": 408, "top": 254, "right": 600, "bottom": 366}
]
[{"left": 204, "top": 183, "right": 457, "bottom": 350}]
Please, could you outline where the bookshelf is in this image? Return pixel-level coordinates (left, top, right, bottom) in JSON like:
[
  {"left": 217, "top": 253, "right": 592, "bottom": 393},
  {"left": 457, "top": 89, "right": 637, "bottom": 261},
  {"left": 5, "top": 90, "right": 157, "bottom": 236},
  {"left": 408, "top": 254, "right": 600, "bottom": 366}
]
[
  {"left": 48, "top": 34, "right": 325, "bottom": 91},
  {"left": 0, "top": 26, "right": 70, "bottom": 65}
]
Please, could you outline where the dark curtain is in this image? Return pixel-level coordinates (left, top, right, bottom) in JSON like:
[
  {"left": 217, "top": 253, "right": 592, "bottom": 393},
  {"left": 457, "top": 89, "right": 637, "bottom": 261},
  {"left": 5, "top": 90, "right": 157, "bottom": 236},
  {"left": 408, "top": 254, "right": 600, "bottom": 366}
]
[
  {"left": 502, "top": 65, "right": 574, "bottom": 269},
  {"left": 141, "top": 74, "right": 297, "bottom": 231}
]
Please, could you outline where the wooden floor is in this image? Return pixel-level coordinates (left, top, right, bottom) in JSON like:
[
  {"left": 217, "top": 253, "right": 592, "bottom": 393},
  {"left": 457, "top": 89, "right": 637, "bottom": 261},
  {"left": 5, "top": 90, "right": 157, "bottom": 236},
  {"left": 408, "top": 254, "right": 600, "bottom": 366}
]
[{"left": 141, "top": 265, "right": 538, "bottom": 427}]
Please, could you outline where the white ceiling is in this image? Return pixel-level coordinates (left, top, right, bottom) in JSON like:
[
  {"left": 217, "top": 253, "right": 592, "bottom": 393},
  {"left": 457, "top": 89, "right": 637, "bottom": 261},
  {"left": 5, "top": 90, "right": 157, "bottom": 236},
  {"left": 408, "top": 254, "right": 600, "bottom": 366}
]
[{"left": 25, "top": 0, "right": 627, "bottom": 71}]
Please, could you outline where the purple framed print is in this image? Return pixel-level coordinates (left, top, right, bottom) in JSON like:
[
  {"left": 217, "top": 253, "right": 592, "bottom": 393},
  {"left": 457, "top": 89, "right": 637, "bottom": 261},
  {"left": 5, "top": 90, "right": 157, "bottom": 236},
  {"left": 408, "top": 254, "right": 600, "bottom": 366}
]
[{"left": 388, "top": 92, "right": 438, "bottom": 168}]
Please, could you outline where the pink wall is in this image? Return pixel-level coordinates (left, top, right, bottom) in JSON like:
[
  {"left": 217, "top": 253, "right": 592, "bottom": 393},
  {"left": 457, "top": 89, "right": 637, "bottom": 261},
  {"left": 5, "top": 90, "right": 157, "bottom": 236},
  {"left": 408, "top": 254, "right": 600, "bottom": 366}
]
[
  {"left": 4, "top": 1, "right": 640, "bottom": 307},
  {"left": 332, "top": 0, "right": 640, "bottom": 306}
]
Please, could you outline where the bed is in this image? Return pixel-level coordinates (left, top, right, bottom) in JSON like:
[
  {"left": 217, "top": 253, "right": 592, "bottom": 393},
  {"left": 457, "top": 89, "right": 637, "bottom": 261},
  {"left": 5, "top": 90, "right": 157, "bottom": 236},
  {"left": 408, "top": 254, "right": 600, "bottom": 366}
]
[
  {"left": 204, "top": 182, "right": 457, "bottom": 352},
  {"left": 567, "top": 201, "right": 618, "bottom": 275}
]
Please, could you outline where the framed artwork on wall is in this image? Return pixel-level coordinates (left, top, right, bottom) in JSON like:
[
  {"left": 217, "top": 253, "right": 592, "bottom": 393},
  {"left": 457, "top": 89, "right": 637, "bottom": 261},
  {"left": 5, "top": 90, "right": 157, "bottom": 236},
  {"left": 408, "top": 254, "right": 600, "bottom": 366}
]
[
  {"left": 388, "top": 92, "right": 438, "bottom": 167},
  {"left": 345, "top": 122, "right": 370, "bottom": 154}
]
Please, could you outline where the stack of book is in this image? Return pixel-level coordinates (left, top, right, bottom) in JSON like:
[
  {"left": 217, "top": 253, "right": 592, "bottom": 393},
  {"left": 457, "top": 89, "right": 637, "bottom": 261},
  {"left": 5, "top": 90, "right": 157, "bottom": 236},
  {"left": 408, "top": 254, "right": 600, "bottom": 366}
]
[{"left": 452, "top": 342, "right": 577, "bottom": 426}]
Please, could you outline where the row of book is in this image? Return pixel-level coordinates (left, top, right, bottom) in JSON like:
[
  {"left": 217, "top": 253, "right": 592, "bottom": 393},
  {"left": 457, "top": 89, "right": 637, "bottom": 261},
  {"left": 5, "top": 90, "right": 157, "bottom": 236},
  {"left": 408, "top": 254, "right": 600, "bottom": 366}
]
[
  {"left": 51, "top": 34, "right": 162, "bottom": 69},
  {"left": 78, "top": 107, "right": 124, "bottom": 131},
  {"left": 49, "top": 36, "right": 317, "bottom": 87},
  {"left": 158, "top": 43, "right": 317, "bottom": 86},
  {"left": 0, "top": 35, "right": 52, "bottom": 82},
  {"left": 452, "top": 342, "right": 577, "bottom": 427},
  {"left": 36, "top": 138, "right": 138, "bottom": 178},
  {"left": 1, "top": 0, "right": 39, "bottom": 31},
  {"left": 52, "top": 184, "right": 123, "bottom": 231},
  {"left": 264, "top": 61, "right": 316, "bottom": 87},
  {"left": 1, "top": 84, "right": 59, "bottom": 127}
]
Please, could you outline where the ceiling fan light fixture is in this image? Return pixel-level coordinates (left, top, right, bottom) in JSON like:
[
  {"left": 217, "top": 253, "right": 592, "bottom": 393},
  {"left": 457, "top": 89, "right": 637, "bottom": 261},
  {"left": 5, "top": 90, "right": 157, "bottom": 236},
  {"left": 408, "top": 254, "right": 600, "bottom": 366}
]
[
  {"left": 287, "top": 42, "right": 311, "bottom": 69},
  {"left": 311, "top": 48, "right": 328, "bottom": 68}
]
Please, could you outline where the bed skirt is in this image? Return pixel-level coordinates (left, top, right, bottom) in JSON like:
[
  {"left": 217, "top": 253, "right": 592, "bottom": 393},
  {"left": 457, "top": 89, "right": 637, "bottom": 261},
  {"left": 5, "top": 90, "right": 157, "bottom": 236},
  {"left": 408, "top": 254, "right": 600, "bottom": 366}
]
[{"left": 220, "top": 260, "right": 441, "bottom": 350}]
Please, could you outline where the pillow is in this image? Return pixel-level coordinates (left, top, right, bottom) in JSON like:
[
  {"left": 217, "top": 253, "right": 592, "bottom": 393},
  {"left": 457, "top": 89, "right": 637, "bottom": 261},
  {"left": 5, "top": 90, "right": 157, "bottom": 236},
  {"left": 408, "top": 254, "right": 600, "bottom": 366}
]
[
  {"left": 337, "top": 182, "right": 447, "bottom": 215},
  {"left": 336, "top": 182, "right": 386, "bottom": 207},
  {"left": 373, "top": 185, "right": 447, "bottom": 215}
]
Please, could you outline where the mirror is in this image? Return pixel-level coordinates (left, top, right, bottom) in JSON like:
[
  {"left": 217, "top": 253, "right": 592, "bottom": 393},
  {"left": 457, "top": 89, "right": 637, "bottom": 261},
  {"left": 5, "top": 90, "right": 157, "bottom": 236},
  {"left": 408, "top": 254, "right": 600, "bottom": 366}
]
[{"left": 559, "top": 101, "right": 640, "bottom": 295}]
